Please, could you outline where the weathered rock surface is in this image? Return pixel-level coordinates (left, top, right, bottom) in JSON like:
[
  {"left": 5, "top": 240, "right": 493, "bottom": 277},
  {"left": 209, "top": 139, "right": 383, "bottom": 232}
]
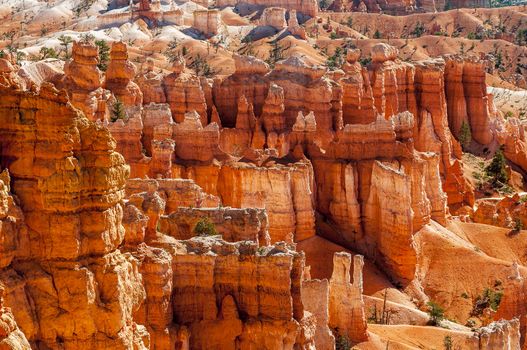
[
  {"left": 159, "top": 206, "right": 270, "bottom": 244},
  {"left": 329, "top": 252, "right": 368, "bottom": 342},
  {"left": 168, "top": 236, "right": 313, "bottom": 350},
  {"left": 104, "top": 42, "right": 143, "bottom": 106},
  {"left": 301, "top": 278, "right": 335, "bottom": 350},
  {"left": 0, "top": 287, "right": 31, "bottom": 350},
  {"left": 163, "top": 57, "right": 208, "bottom": 125},
  {"left": 444, "top": 55, "right": 494, "bottom": 146},
  {"left": 193, "top": 9, "right": 223, "bottom": 37},
  {"left": 60, "top": 41, "right": 109, "bottom": 120},
  {"left": 136, "top": 59, "right": 167, "bottom": 105},
  {"left": 2, "top": 21, "right": 527, "bottom": 350},
  {"left": 0, "top": 76, "right": 151, "bottom": 348},
  {"left": 259, "top": 7, "right": 287, "bottom": 29},
  {"left": 216, "top": 0, "right": 317, "bottom": 17}
]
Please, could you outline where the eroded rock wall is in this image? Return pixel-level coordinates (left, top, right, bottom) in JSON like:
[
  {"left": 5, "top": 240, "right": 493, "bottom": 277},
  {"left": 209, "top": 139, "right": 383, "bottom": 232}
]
[{"left": 0, "top": 72, "right": 149, "bottom": 348}]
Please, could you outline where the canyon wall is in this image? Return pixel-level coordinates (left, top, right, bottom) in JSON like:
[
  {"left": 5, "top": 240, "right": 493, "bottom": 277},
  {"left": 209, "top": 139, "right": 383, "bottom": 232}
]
[{"left": 0, "top": 35, "right": 523, "bottom": 349}]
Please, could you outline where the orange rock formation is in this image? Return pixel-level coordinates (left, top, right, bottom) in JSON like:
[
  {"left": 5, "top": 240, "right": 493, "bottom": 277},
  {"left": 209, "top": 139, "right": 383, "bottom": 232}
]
[{"left": 1, "top": 21, "right": 527, "bottom": 349}]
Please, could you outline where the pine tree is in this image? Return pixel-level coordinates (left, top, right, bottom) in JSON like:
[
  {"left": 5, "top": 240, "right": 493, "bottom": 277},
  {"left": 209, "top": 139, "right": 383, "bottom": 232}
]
[
  {"left": 485, "top": 148, "right": 509, "bottom": 186},
  {"left": 265, "top": 40, "right": 285, "bottom": 67},
  {"left": 95, "top": 39, "right": 110, "bottom": 71},
  {"left": 58, "top": 35, "right": 73, "bottom": 59},
  {"left": 194, "top": 218, "right": 217, "bottom": 236},
  {"left": 458, "top": 121, "right": 472, "bottom": 151},
  {"left": 110, "top": 99, "right": 126, "bottom": 122},
  {"left": 426, "top": 301, "right": 445, "bottom": 326}
]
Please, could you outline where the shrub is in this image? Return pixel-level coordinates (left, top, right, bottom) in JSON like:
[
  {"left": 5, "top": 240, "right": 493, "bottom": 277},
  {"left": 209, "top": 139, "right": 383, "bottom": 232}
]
[
  {"left": 458, "top": 121, "right": 472, "bottom": 151},
  {"left": 373, "top": 30, "right": 381, "bottom": 39},
  {"left": 485, "top": 148, "right": 509, "bottom": 187},
  {"left": 359, "top": 57, "right": 371, "bottom": 66},
  {"left": 194, "top": 218, "right": 217, "bottom": 236},
  {"left": 95, "top": 39, "right": 110, "bottom": 71},
  {"left": 110, "top": 99, "right": 126, "bottom": 122},
  {"left": 472, "top": 287, "right": 503, "bottom": 316},
  {"left": 494, "top": 50, "right": 503, "bottom": 70},
  {"left": 444, "top": 335, "right": 453, "bottom": 350},
  {"left": 79, "top": 33, "right": 95, "bottom": 44},
  {"left": 326, "top": 47, "right": 344, "bottom": 70},
  {"left": 334, "top": 330, "right": 352, "bottom": 350},
  {"left": 513, "top": 218, "right": 523, "bottom": 232},
  {"left": 58, "top": 35, "right": 73, "bottom": 59},
  {"left": 265, "top": 40, "right": 287, "bottom": 67},
  {"left": 39, "top": 47, "right": 58, "bottom": 60},
  {"left": 189, "top": 55, "right": 215, "bottom": 77},
  {"left": 465, "top": 319, "right": 476, "bottom": 328},
  {"left": 412, "top": 22, "right": 425, "bottom": 37},
  {"left": 426, "top": 301, "right": 445, "bottom": 326}
]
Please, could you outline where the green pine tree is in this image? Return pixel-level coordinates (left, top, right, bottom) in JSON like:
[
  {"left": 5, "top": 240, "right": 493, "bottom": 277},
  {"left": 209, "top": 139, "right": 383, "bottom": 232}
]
[
  {"left": 194, "top": 218, "right": 217, "bottom": 236},
  {"left": 426, "top": 301, "right": 445, "bottom": 326},
  {"left": 485, "top": 148, "right": 509, "bottom": 186},
  {"left": 110, "top": 99, "right": 126, "bottom": 122},
  {"left": 58, "top": 35, "right": 73, "bottom": 59},
  {"left": 458, "top": 121, "right": 472, "bottom": 151},
  {"left": 95, "top": 39, "right": 110, "bottom": 71}
]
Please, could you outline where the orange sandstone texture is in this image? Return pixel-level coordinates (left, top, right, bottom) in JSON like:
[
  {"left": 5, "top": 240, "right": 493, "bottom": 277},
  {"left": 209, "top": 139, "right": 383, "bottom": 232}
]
[
  {"left": 104, "top": 41, "right": 143, "bottom": 107},
  {"left": 0, "top": 65, "right": 149, "bottom": 348},
  {"left": 1, "top": 22, "right": 527, "bottom": 350}
]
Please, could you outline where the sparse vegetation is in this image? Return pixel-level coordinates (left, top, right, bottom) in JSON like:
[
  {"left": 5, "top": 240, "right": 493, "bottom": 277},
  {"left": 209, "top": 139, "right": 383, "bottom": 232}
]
[
  {"left": 189, "top": 54, "right": 215, "bottom": 77},
  {"left": 443, "top": 335, "right": 453, "bottom": 350},
  {"left": 95, "top": 39, "right": 110, "bottom": 71},
  {"left": 459, "top": 42, "right": 465, "bottom": 54},
  {"left": 333, "top": 329, "right": 352, "bottom": 350},
  {"left": 326, "top": 47, "right": 345, "bottom": 70},
  {"left": 485, "top": 148, "right": 509, "bottom": 188},
  {"left": 466, "top": 319, "right": 476, "bottom": 328},
  {"left": 164, "top": 38, "right": 185, "bottom": 62},
  {"left": 58, "top": 35, "right": 73, "bottom": 59},
  {"left": 513, "top": 218, "right": 523, "bottom": 232},
  {"left": 517, "top": 28, "right": 527, "bottom": 45},
  {"left": 471, "top": 286, "right": 503, "bottom": 316},
  {"left": 359, "top": 57, "right": 372, "bottom": 66},
  {"left": 39, "top": 47, "right": 59, "bottom": 60},
  {"left": 110, "top": 98, "right": 126, "bottom": 122},
  {"left": 265, "top": 40, "right": 288, "bottom": 67},
  {"left": 73, "top": 0, "right": 96, "bottom": 17},
  {"left": 2, "top": 30, "right": 16, "bottom": 52},
  {"left": 426, "top": 301, "right": 445, "bottom": 326},
  {"left": 411, "top": 22, "right": 425, "bottom": 38},
  {"left": 494, "top": 50, "right": 504, "bottom": 70},
  {"left": 194, "top": 217, "right": 217, "bottom": 236},
  {"left": 79, "top": 33, "right": 95, "bottom": 44},
  {"left": 367, "top": 290, "right": 397, "bottom": 325},
  {"left": 458, "top": 121, "right": 472, "bottom": 151}
]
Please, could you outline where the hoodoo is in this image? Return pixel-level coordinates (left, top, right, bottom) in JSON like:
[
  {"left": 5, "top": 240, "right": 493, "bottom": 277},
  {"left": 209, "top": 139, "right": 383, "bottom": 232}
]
[{"left": 1, "top": 1, "right": 527, "bottom": 349}]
